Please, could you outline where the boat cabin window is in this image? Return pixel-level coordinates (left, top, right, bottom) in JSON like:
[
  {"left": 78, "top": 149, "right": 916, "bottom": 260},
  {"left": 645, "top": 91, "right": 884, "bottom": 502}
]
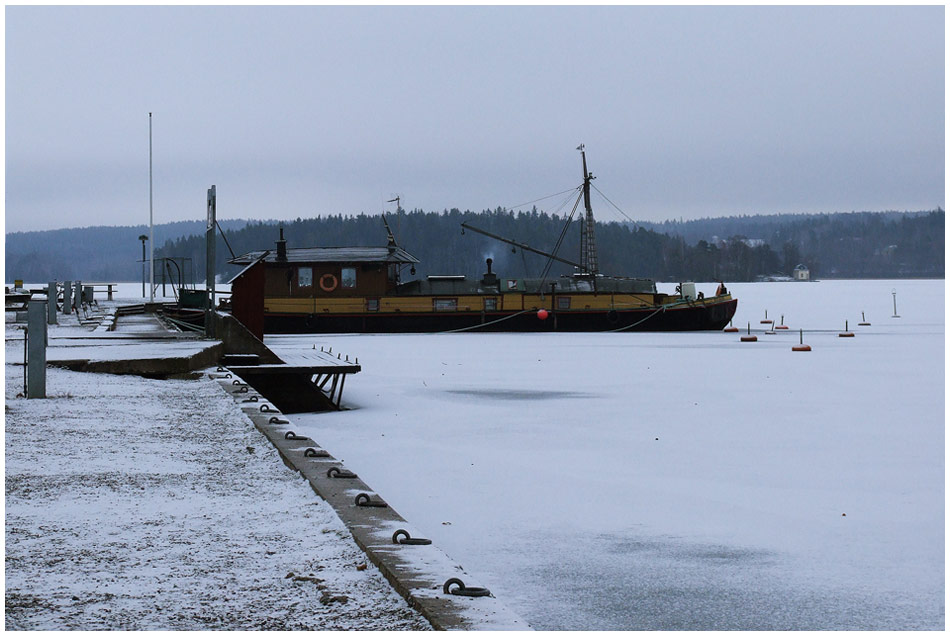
[
  {"left": 366, "top": 298, "right": 379, "bottom": 312},
  {"left": 484, "top": 297, "right": 497, "bottom": 311},
  {"left": 433, "top": 298, "right": 458, "bottom": 312},
  {"left": 297, "top": 267, "right": 313, "bottom": 288},
  {"left": 341, "top": 267, "right": 357, "bottom": 289},
  {"left": 557, "top": 296, "right": 571, "bottom": 310}
]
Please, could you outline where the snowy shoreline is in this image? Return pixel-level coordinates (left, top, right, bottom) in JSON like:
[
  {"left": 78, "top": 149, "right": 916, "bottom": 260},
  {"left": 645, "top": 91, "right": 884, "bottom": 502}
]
[{"left": 4, "top": 310, "right": 431, "bottom": 630}]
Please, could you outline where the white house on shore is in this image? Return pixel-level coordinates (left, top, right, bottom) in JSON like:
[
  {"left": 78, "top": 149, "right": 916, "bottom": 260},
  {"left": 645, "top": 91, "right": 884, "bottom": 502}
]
[{"left": 793, "top": 264, "right": 810, "bottom": 280}]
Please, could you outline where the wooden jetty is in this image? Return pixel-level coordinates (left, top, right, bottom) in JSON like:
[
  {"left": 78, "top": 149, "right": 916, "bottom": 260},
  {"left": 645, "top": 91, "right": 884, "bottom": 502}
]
[{"left": 225, "top": 349, "right": 361, "bottom": 413}]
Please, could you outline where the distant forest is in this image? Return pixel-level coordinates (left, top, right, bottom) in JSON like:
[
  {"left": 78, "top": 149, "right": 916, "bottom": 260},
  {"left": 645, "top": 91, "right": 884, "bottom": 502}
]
[{"left": 5, "top": 208, "right": 944, "bottom": 284}]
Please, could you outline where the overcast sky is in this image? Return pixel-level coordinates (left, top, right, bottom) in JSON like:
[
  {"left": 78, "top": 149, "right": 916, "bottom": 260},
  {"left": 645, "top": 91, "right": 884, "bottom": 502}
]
[{"left": 4, "top": 5, "right": 945, "bottom": 233}]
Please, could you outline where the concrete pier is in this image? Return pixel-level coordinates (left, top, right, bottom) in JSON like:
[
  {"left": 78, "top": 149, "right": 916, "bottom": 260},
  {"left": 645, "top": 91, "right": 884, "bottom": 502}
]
[{"left": 214, "top": 376, "right": 530, "bottom": 631}]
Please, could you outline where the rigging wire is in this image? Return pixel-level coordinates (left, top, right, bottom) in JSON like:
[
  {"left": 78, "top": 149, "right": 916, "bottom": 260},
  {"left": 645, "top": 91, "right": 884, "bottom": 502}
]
[
  {"left": 505, "top": 187, "right": 582, "bottom": 213},
  {"left": 537, "top": 191, "right": 584, "bottom": 288},
  {"left": 591, "top": 183, "right": 638, "bottom": 225}
]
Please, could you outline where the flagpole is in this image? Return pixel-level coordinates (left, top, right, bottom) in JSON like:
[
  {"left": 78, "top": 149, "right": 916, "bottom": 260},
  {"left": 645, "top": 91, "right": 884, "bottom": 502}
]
[{"left": 149, "top": 112, "right": 154, "bottom": 302}]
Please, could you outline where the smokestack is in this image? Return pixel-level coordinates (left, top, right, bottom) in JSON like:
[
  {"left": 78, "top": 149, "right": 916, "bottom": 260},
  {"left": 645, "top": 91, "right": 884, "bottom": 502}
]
[
  {"left": 276, "top": 226, "right": 287, "bottom": 262},
  {"left": 482, "top": 257, "right": 498, "bottom": 287}
]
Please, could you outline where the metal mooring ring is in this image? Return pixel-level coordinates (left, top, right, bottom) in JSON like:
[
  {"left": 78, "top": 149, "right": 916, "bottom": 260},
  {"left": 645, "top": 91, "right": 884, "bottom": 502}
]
[
  {"left": 285, "top": 431, "right": 308, "bottom": 441},
  {"left": 212, "top": 373, "right": 231, "bottom": 379},
  {"left": 355, "top": 493, "right": 388, "bottom": 508},
  {"left": 260, "top": 404, "right": 273, "bottom": 412},
  {"left": 326, "top": 466, "right": 357, "bottom": 479},
  {"left": 443, "top": 578, "right": 491, "bottom": 597},
  {"left": 238, "top": 386, "right": 249, "bottom": 393},
  {"left": 304, "top": 447, "right": 330, "bottom": 458},
  {"left": 216, "top": 366, "right": 226, "bottom": 372},
  {"left": 268, "top": 416, "right": 289, "bottom": 425},
  {"left": 241, "top": 396, "right": 259, "bottom": 403},
  {"left": 232, "top": 380, "right": 244, "bottom": 386},
  {"left": 392, "top": 529, "right": 432, "bottom": 545}
]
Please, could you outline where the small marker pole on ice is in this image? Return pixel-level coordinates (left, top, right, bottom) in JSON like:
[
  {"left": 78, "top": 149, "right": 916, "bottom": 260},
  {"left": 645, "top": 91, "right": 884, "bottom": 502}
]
[
  {"left": 891, "top": 289, "right": 900, "bottom": 318},
  {"left": 741, "top": 322, "right": 757, "bottom": 342},
  {"left": 839, "top": 320, "right": 854, "bottom": 338},
  {"left": 793, "top": 328, "right": 811, "bottom": 352}
]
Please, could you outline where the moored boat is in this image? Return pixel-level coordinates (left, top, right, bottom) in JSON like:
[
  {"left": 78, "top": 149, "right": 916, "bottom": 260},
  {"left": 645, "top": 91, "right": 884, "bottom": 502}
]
[{"left": 228, "top": 148, "right": 737, "bottom": 338}]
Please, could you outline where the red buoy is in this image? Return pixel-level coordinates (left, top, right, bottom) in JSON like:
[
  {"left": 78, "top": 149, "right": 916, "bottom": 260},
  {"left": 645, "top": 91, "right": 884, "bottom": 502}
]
[
  {"left": 839, "top": 319, "right": 854, "bottom": 337},
  {"left": 741, "top": 322, "right": 757, "bottom": 341},
  {"left": 537, "top": 309, "right": 549, "bottom": 320}
]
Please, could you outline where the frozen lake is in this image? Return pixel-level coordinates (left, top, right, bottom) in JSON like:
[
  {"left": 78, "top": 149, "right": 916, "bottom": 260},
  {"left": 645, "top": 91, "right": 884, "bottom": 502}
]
[{"left": 266, "top": 279, "right": 944, "bottom": 630}]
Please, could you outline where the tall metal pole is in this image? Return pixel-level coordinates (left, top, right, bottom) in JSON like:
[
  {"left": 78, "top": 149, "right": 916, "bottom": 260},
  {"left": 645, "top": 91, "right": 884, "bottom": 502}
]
[
  {"left": 139, "top": 235, "right": 147, "bottom": 297},
  {"left": 149, "top": 112, "right": 154, "bottom": 302},
  {"left": 206, "top": 185, "right": 216, "bottom": 337}
]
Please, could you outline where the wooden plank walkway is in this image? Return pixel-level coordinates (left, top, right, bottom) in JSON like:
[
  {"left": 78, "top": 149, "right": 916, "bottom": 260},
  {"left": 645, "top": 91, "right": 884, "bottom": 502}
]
[
  {"left": 240, "top": 351, "right": 360, "bottom": 374},
  {"left": 225, "top": 349, "right": 361, "bottom": 413}
]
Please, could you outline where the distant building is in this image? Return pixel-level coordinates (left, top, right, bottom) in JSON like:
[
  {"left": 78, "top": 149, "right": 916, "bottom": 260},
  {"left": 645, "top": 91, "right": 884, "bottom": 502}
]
[{"left": 793, "top": 264, "right": 810, "bottom": 280}]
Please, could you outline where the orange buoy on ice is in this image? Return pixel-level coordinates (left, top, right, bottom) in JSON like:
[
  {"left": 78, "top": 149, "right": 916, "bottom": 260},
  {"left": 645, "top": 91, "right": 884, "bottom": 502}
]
[
  {"left": 839, "top": 319, "right": 854, "bottom": 337},
  {"left": 741, "top": 322, "right": 757, "bottom": 342},
  {"left": 776, "top": 314, "right": 789, "bottom": 330},
  {"left": 858, "top": 311, "right": 870, "bottom": 326},
  {"left": 723, "top": 319, "right": 738, "bottom": 333},
  {"left": 792, "top": 328, "right": 811, "bottom": 351},
  {"left": 760, "top": 309, "right": 773, "bottom": 324}
]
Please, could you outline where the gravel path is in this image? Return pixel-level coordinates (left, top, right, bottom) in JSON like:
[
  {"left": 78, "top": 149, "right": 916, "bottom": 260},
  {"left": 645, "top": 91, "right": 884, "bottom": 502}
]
[{"left": 4, "top": 353, "right": 430, "bottom": 630}]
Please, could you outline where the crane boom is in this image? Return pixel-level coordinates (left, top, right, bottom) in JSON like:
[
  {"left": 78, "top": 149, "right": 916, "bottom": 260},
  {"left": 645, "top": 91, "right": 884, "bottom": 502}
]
[{"left": 460, "top": 222, "right": 584, "bottom": 270}]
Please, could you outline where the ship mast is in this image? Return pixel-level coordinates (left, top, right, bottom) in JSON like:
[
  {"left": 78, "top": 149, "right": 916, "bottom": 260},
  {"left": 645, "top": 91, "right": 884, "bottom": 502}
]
[{"left": 578, "top": 144, "right": 599, "bottom": 275}]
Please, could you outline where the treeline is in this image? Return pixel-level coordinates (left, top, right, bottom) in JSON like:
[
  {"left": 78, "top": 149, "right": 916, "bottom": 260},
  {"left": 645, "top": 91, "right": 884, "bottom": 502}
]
[
  {"left": 6, "top": 208, "right": 943, "bottom": 284},
  {"left": 4, "top": 219, "right": 249, "bottom": 283},
  {"left": 635, "top": 210, "right": 945, "bottom": 278},
  {"left": 156, "top": 207, "right": 943, "bottom": 283}
]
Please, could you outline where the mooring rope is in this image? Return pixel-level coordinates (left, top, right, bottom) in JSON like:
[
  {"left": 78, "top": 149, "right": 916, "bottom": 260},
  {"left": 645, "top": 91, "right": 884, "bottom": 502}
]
[
  {"left": 607, "top": 305, "right": 668, "bottom": 332},
  {"left": 437, "top": 309, "right": 535, "bottom": 334}
]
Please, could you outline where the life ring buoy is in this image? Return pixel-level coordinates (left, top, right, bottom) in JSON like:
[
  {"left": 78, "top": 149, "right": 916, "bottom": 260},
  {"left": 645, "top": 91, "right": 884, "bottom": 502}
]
[{"left": 319, "top": 274, "right": 338, "bottom": 292}]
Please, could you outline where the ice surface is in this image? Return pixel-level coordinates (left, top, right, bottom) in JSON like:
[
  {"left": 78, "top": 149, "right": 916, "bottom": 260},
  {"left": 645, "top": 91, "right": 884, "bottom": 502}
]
[{"left": 266, "top": 279, "right": 945, "bottom": 630}]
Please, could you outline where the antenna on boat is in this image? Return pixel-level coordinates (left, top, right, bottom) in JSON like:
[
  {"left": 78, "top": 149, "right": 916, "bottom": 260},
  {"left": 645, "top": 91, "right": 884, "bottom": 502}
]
[
  {"left": 577, "top": 144, "right": 599, "bottom": 275},
  {"left": 385, "top": 196, "right": 401, "bottom": 248},
  {"left": 381, "top": 214, "right": 398, "bottom": 249}
]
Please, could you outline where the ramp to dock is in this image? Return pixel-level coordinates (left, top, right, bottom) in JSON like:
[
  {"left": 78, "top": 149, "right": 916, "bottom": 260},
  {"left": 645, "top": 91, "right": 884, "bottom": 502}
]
[{"left": 226, "top": 350, "right": 361, "bottom": 413}]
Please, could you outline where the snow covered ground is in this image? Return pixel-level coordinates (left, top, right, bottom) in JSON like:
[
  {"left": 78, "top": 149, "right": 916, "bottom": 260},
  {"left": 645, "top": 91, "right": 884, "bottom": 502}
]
[
  {"left": 4, "top": 313, "right": 430, "bottom": 629},
  {"left": 262, "top": 279, "right": 945, "bottom": 630}
]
